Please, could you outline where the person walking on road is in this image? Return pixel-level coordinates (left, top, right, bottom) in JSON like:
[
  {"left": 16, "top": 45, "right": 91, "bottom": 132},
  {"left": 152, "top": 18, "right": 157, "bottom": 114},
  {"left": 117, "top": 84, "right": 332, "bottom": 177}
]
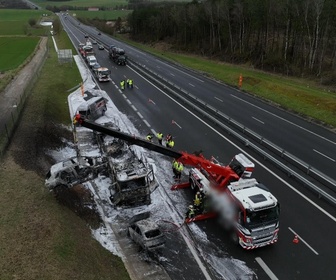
[
  {"left": 157, "top": 132, "right": 163, "bottom": 145},
  {"left": 129, "top": 79, "right": 133, "bottom": 89},
  {"left": 120, "top": 80, "right": 125, "bottom": 90}
]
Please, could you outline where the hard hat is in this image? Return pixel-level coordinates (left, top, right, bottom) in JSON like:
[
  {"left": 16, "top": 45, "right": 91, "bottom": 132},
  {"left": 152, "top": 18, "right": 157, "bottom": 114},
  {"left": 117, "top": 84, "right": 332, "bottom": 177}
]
[{"left": 189, "top": 205, "right": 193, "bottom": 209}]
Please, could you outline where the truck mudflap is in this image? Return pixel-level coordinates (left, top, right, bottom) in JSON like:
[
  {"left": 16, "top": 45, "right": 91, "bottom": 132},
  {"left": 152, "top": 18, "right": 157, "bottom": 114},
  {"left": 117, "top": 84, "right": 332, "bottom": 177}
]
[
  {"left": 185, "top": 212, "right": 217, "bottom": 223},
  {"left": 238, "top": 228, "right": 279, "bottom": 250}
]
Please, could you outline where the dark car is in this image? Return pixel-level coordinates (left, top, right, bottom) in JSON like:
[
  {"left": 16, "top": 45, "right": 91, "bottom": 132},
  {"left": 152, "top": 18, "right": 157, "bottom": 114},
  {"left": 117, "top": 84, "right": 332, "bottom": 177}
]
[
  {"left": 98, "top": 32, "right": 101, "bottom": 35},
  {"left": 84, "top": 34, "right": 88, "bottom": 38},
  {"left": 92, "top": 63, "right": 101, "bottom": 71}
]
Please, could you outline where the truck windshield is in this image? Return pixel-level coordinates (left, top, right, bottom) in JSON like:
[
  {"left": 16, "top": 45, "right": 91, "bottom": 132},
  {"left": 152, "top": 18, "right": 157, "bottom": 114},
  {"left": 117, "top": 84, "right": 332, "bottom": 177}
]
[
  {"left": 228, "top": 158, "right": 244, "bottom": 177},
  {"left": 100, "top": 70, "right": 109, "bottom": 75},
  {"left": 245, "top": 205, "right": 279, "bottom": 227}
]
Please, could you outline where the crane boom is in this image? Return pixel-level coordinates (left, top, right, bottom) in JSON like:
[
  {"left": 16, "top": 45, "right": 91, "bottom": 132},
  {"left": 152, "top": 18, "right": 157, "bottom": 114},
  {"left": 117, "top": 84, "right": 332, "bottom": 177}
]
[{"left": 75, "top": 114, "right": 240, "bottom": 186}]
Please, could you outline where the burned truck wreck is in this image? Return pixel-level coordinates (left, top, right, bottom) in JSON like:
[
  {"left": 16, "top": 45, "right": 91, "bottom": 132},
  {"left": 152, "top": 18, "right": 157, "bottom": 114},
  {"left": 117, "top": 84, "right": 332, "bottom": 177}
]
[{"left": 46, "top": 88, "right": 157, "bottom": 207}]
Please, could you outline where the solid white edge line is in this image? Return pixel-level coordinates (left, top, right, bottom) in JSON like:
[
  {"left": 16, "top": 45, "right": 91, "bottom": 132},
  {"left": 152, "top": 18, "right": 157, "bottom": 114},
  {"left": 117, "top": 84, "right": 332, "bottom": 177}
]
[
  {"left": 313, "top": 149, "right": 336, "bottom": 162},
  {"left": 288, "top": 227, "right": 319, "bottom": 255},
  {"left": 231, "top": 94, "right": 336, "bottom": 145},
  {"left": 255, "top": 257, "right": 279, "bottom": 280},
  {"left": 129, "top": 65, "right": 336, "bottom": 223}
]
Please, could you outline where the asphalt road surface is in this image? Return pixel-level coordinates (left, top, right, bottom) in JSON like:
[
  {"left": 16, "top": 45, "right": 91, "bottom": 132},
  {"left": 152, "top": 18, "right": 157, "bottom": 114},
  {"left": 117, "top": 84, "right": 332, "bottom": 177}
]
[{"left": 60, "top": 15, "right": 336, "bottom": 280}]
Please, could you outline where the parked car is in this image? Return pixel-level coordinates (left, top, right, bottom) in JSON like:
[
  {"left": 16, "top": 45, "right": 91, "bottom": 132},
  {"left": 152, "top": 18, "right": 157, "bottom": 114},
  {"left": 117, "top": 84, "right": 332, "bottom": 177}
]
[
  {"left": 98, "top": 44, "right": 104, "bottom": 50},
  {"left": 128, "top": 212, "right": 165, "bottom": 252}
]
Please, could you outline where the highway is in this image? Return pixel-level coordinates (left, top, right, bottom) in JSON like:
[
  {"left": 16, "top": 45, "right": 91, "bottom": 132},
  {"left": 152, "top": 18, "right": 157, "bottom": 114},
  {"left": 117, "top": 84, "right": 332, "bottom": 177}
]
[{"left": 60, "top": 15, "right": 336, "bottom": 280}]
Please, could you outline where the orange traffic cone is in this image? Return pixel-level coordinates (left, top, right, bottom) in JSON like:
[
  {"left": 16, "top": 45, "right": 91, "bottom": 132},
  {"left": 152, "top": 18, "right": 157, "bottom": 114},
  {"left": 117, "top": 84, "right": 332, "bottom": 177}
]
[{"left": 293, "top": 235, "right": 299, "bottom": 244}]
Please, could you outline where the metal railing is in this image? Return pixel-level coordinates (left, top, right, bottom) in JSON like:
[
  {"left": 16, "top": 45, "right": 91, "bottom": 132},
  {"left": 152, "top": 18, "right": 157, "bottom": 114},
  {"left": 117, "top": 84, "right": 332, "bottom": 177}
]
[{"left": 127, "top": 59, "right": 336, "bottom": 207}]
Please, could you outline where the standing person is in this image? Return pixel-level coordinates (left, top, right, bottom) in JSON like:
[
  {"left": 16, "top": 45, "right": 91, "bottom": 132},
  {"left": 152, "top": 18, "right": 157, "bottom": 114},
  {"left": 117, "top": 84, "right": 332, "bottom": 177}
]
[
  {"left": 166, "top": 133, "right": 172, "bottom": 142},
  {"left": 186, "top": 205, "right": 195, "bottom": 220},
  {"left": 172, "top": 159, "right": 178, "bottom": 177},
  {"left": 193, "top": 191, "right": 202, "bottom": 214},
  {"left": 129, "top": 79, "right": 133, "bottom": 88},
  {"left": 167, "top": 138, "right": 175, "bottom": 149},
  {"left": 126, "top": 79, "right": 130, "bottom": 88},
  {"left": 156, "top": 132, "right": 163, "bottom": 145},
  {"left": 120, "top": 80, "right": 125, "bottom": 90},
  {"left": 175, "top": 161, "right": 183, "bottom": 181},
  {"left": 146, "top": 132, "right": 153, "bottom": 142}
]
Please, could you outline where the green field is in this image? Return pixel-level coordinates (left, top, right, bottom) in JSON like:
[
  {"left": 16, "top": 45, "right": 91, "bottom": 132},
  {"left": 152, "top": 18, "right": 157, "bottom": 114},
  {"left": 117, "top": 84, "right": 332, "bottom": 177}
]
[
  {"left": 33, "top": 0, "right": 127, "bottom": 8},
  {"left": 0, "top": 37, "right": 40, "bottom": 72},
  {"left": 72, "top": 9, "right": 131, "bottom": 20},
  {"left": 0, "top": 9, "right": 51, "bottom": 35}
]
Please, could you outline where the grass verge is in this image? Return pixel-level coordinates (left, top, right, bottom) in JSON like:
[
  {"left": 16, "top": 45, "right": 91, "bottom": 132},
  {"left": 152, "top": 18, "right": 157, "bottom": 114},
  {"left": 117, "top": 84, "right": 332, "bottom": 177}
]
[
  {"left": 0, "top": 33, "right": 130, "bottom": 279},
  {"left": 117, "top": 36, "right": 336, "bottom": 128}
]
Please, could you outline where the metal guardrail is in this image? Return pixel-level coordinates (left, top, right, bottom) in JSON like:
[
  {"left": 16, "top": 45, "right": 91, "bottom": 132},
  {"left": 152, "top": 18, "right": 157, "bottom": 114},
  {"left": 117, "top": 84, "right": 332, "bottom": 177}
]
[{"left": 127, "top": 59, "right": 336, "bottom": 207}]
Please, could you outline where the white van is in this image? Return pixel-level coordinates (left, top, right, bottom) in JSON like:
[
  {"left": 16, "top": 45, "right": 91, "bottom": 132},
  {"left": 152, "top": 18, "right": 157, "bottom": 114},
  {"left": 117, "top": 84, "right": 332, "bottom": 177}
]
[{"left": 86, "top": 55, "right": 97, "bottom": 68}]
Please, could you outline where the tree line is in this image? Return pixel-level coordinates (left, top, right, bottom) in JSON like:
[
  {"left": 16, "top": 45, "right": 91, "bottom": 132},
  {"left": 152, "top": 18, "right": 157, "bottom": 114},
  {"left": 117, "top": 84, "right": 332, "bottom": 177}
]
[{"left": 127, "top": 0, "right": 336, "bottom": 84}]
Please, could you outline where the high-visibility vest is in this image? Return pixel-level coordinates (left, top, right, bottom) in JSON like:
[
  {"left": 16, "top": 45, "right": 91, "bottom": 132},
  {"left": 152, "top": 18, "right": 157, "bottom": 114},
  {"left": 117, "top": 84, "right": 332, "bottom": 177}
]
[
  {"left": 194, "top": 197, "right": 201, "bottom": 206},
  {"left": 146, "top": 134, "right": 153, "bottom": 141},
  {"left": 173, "top": 160, "right": 178, "bottom": 169},
  {"left": 157, "top": 133, "right": 163, "bottom": 140},
  {"left": 168, "top": 140, "right": 174, "bottom": 148},
  {"left": 176, "top": 163, "right": 183, "bottom": 172},
  {"left": 188, "top": 209, "right": 195, "bottom": 218},
  {"left": 129, "top": 79, "right": 133, "bottom": 85},
  {"left": 121, "top": 81, "right": 125, "bottom": 86}
]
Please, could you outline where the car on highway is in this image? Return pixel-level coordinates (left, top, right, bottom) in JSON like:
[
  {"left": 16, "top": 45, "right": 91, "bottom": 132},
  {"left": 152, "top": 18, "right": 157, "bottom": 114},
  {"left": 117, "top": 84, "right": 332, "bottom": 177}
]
[
  {"left": 92, "top": 40, "right": 97, "bottom": 45},
  {"left": 84, "top": 34, "right": 88, "bottom": 38},
  {"left": 98, "top": 44, "right": 104, "bottom": 50},
  {"left": 86, "top": 55, "right": 97, "bottom": 68},
  {"left": 98, "top": 32, "right": 101, "bottom": 35},
  {"left": 128, "top": 212, "right": 165, "bottom": 252},
  {"left": 92, "top": 63, "right": 101, "bottom": 71}
]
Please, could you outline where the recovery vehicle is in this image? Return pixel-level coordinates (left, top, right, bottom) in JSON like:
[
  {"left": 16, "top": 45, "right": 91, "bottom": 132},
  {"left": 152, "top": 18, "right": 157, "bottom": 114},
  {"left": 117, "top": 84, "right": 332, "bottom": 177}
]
[
  {"left": 79, "top": 40, "right": 95, "bottom": 58},
  {"left": 93, "top": 67, "right": 111, "bottom": 82},
  {"left": 73, "top": 114, "right": 280, "bottom": 250}
]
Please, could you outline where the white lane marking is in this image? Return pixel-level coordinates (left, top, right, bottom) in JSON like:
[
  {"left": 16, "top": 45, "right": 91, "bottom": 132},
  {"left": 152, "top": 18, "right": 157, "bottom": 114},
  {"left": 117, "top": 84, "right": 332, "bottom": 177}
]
[
  {"left": 122, "top": 94, "right": 127, "bottom": 99},
  {"left": 313, "top": 149, "right": 335, "bottom": 162},
  {"left": 131, "top": 105, "right": 137, "bottom": 111},
  {"left": 172, "top": 120, "right": 182, "bottom": 129},
  {"left": 189, "top": 83, "right": 195, "bottom": 87},
  {"left": 170, "top": 73, "right": 175, "bottom": 76},
  {"left": 252, "top": 117, "right": 265, "bottom": 124},
  {"left": 154, "top": 58, "right": 204, "bottom": 82},
  {"left": 135, "top": 85, "right": 139, "bottom": 89},
  {"left": 214, "top": 97, "right": 223, "bottom": 102},
  {"left": 156, "top": 65, "right": 161, "bottom": 69},
  {"left": 126, "top": 99, "right": 131, "bottom": 105},
  {"left": 137, "top": 112, "right": 143, "bottom": 118},
  {"left": 231, "top": 94, "right": 336, "bottom": 145},
  {"left": 151, "top": 128, "right": 156, "bottom": 135},
  {"left": 129, "top": 66, "right": 336, "bottom": 224},
  {"left": 288, "top": 227, "right": 319, "bottom": 255},
  {"left": 255, "top": 257, "right": 278, "bottom": 280},
  {"left": 143, "top": 120, "right": 151, "bottom": 127}
]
